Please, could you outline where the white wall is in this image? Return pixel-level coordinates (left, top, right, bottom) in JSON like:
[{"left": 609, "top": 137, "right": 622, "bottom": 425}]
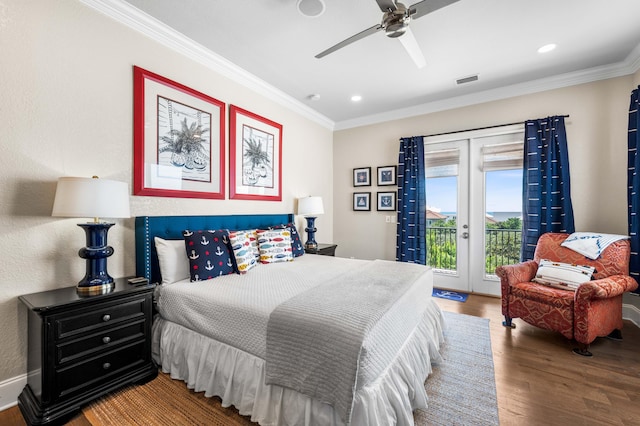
[
  {"left": 0, "top": 0, "right": 333, "bottom": 383},
  {"left": 334, "top": 76, "right": 634, "bottom": 260}
]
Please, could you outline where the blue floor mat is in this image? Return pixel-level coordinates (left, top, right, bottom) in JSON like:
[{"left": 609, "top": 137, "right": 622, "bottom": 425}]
[{"left": 432, "top": 288, "right": 469, "bottom": 302}]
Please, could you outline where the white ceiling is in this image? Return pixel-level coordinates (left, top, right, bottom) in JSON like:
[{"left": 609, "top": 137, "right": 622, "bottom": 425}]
[{"left": 115, "top": 0, "right": 640, "bottom": 129}]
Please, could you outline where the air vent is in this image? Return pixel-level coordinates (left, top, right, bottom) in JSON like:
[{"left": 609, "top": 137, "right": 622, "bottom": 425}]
[{"left": 456, "top": 75, "right": 479, "bottom": 85}]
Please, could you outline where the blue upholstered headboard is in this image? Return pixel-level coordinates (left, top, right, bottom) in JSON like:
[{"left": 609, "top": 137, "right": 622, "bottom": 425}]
[{"left": 135, "top": 214, "right": 294, "bottom": 284}]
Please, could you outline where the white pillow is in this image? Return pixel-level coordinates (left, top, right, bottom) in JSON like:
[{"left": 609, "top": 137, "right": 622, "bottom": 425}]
[
  {"left": 532, "top": 259, "right": 595, "bottom": 291},
  {"left": 154, "top": 237, "right": 190, "bottom": 284}
]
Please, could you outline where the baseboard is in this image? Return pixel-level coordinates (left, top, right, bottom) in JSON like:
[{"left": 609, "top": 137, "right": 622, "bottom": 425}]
[
  {"left": 623, "top": 303, "right": 640, "bottom": 328},
  {"left": 0, "top": 373, "right": 25, "bottom": 412}
]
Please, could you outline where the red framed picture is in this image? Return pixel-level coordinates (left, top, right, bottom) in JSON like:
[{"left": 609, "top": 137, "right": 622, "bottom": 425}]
[
  {"left": 133, "top": 66, "right": 225, "bottom": 199},
  {"left": 229, "top": 105, "right": 282, "bottom": 201}
]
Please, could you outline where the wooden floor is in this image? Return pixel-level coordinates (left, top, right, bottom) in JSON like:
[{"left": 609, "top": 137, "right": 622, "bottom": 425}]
[{"left": 3, "top": 294, "right": 639, "bottom": 425}]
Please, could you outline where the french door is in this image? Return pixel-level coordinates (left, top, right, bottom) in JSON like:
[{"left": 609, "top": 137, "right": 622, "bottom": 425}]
[{"left": 424, "top": 125, "right": 524, "bottom": 296}]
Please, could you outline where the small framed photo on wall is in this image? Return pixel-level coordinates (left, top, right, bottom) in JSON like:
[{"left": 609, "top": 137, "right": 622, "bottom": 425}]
[
  {"left": 377, "top": 166, "right": 397, "bottom": 186},
  {"left": 353, "top": 167, "right": 371, "bottom": 187},
  {"left": 353, "top": 192, "right": 371, "bottom": 211},
  {"left": 377, "top": 191, "right": 396, "bottom": 211}
]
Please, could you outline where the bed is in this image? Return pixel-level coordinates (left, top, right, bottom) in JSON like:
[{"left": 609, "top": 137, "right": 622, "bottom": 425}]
[{"left": 135, "top": 214, "right": 445, "bottom": 426}]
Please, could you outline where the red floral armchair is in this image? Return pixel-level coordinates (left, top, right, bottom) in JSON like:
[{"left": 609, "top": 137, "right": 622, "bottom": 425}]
[{"left": 495, "top": 232, "right": 638, "bottom": 356}]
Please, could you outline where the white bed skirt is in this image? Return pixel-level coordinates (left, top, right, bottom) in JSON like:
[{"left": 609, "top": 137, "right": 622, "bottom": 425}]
[{"left": 152, "top": 302, "right": 444, "bottom": 426}]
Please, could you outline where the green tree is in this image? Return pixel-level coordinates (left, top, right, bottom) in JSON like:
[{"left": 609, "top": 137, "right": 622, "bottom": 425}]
[
  {"left": 500, "top": 217, "right": 522, "bottom": 230},
  {"left": 485, "top": 217, "right": 522, "bottom": 274},
  {"left": 427, "top": 218, "right": 457, "bottom": 270}
]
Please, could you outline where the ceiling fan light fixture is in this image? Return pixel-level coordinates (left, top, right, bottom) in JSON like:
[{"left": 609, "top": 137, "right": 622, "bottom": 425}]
[
  {"left": 385, "top": 22, "right": 409, "bottom": 38},
  {"left": 383, "top": 4, "right": 410, "bottom": 38},
  {"left": 297, "top": 0, "right": 326, "bottom": 18}
]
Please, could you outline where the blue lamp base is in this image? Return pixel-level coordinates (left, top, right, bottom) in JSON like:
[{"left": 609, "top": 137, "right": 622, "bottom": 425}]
[
  {"left": 77, "top": 223, "right": 116, "bottom": 296},
  {"left": 304, "top": 216, "right": 318, "bottom": 251}
]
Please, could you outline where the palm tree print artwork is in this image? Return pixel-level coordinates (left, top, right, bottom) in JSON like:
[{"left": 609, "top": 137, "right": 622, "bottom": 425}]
[
  {"left": 242, "top": 125, "right": 274, "bottom": 187},
  {"left": 157, "top": 97, "right": 212, "bottom": 182}
]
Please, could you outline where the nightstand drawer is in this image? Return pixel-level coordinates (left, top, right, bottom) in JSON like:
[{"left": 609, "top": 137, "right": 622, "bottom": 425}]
[
  {"left": 54, "top": 297, "right": 147, "bottom": 339},
  {"left": 55, "top": 340, "right": 147, "bottom": 399},
  {"left": 56, "top": 320, "right": 146, "bottom": 365}
]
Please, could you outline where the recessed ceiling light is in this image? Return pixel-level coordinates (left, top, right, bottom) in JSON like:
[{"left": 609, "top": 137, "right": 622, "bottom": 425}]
[
  {"left": 351, "top": 95, "right": 362, "bottom": 102},
  {"left": 297, "top": 0, "right": 325, "bottom": 17},
  {"left": 538, "top": 43, "right": 557, "bottom": 54}
]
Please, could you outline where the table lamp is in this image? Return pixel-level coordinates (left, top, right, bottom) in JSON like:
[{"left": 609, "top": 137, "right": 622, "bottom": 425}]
[
  {"left": 297, "top": 196, "right": 324, "bottom": 251},
  {"left": 52, "top": 176, "right": 131, "bottom": 295}
]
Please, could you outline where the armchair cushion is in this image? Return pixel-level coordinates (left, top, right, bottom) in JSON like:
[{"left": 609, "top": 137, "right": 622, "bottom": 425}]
[{"left": 532, "top": 259, "right": 595, "bottom": 291}]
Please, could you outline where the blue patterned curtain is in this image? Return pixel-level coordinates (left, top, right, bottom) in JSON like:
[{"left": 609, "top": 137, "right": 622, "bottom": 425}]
[
  {"left": 628, "top": 86, "right": 640, "bottom": 291},
  {"left": 521, "top": 116, "right": 575, "bottom": 260},
  {"left": 396, "top": 136, "right": 426, "bottom": 264}
]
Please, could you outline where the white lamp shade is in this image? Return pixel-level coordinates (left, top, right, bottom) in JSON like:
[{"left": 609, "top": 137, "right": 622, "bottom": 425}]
[
  {"left": 52, "top": 177, "right": 131, "bottom": 220},
  {"left": 298, "top": 196, "right": 324, "bottom": 216}
]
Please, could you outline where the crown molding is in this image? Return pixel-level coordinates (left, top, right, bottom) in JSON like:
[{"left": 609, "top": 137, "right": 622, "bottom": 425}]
[
  {"left": 335, "top": 46, "right": 640, "bottom": 130},
  {"left": 80, "top": 0, "right": 335, "bottom": 130},
  {"left": 81, "top": 0, "right": 639, "bottom": 133}
]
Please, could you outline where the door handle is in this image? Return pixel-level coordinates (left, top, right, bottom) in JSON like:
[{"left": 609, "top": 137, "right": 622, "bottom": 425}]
[{"left": 461, "top": 232, "right": 469, "bottom": 239}]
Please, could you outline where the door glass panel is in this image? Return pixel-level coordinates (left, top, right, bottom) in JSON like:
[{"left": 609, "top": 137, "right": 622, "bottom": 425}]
[
  {"left": 426, "top": 148, "right": 458, "bottom": 273},
  {"left": 484, "top": 169, "right": 523, "bottom": 276}
]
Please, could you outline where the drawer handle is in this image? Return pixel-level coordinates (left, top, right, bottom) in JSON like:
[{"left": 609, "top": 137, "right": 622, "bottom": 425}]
[
  {"left": 102, "top": 314, "right": 111, "bottom": 322},
  {"left": 102, "top": 336, "right": 111, "bottom": 344},
  {"left": 103, "top": 362, "right": 111, "bottom": 370}
]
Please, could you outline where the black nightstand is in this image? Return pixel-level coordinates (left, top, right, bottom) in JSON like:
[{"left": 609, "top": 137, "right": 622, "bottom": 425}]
[
  {"left": 18, "top": 278, "right": 158, "bottom": 425},
  {"left": 305, "top": 243, "right": 338, "bottom": 256}
]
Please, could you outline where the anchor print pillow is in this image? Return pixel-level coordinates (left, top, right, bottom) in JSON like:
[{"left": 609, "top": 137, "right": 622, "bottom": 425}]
[
  {"left": 257, "top": 228, "right": 294, "bottom": 264},
  {"left": 183, "top": 229, "right": 236, "bottom": 281}
]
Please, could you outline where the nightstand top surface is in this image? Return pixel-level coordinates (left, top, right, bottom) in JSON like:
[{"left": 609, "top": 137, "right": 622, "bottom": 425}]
[
  {"left": 304, "top": 243, "right": 337, "bottom": 255},
  {"left": 19, "top": 277, "right": 155, "bottom": 313},
  {"left": 311, "top": 243, "right": 336, "bottom": 250}
]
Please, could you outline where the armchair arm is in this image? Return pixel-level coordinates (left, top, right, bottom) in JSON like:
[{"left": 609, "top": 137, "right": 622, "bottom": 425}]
[
  {"left": 573, "top": 275, "right": 638, "bottom": 345},
  {"left": 576, "top": 275, "right": 639, "bottom": 301},
  {"left": 496, "top": 261, "right": 539, "bottom": 317},
  {"left": 495, "top": 260, "right": 538, "bottom": 287}
]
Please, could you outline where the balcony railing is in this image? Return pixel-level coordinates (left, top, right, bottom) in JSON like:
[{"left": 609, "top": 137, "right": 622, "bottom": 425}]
[{"left": 426, "top": 227, "right": 522, "bottom": 274}]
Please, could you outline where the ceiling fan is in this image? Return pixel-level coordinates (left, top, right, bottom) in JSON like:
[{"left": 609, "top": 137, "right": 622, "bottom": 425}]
[{"left": 315, "top": 0, "right": 459, "bottom": 68}]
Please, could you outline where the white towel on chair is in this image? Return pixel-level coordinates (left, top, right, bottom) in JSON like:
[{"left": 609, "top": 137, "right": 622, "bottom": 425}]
[{"left": 560, "top": 232, "right": 629, "bottom": 260}]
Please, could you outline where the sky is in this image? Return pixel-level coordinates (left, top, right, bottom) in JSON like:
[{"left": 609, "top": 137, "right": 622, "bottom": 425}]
[{"left": 426, "top": 169, "right": 523, "bottom": 212}]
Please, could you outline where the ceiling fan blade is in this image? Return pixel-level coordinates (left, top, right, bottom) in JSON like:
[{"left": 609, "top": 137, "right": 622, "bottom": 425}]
[
  {"left": 375, "top": 0, "right": 398, "bottom": 12},
  {"left": 315, "top": 24, "right": 383, "bottom": 58},
  {"left": 409, "top": 0, "right": 459, "bottom": 20},
  {"left": 398, "top": 27, "right": 426, "bottom": 68}
]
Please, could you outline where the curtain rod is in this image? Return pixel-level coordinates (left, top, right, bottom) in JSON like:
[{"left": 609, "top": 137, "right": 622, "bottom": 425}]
[{"left": 410, "top": 115, "right": 570, "bottom": 139}]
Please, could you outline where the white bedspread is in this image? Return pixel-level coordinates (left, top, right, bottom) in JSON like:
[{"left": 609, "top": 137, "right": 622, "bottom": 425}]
[
  {"left": 154, "top": 255, "right": 444, "bottom": 425},
  {"left": 154, "top": 301, "right": 444, "bottom": 426},
  {"left": 156, "top": 255, "right": 436, "bottom": 389}
]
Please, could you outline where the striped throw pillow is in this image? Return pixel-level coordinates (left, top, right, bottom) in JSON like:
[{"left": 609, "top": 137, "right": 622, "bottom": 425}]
[{"left": 532, "top": 259, "right": 595, "bottom": 291}]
